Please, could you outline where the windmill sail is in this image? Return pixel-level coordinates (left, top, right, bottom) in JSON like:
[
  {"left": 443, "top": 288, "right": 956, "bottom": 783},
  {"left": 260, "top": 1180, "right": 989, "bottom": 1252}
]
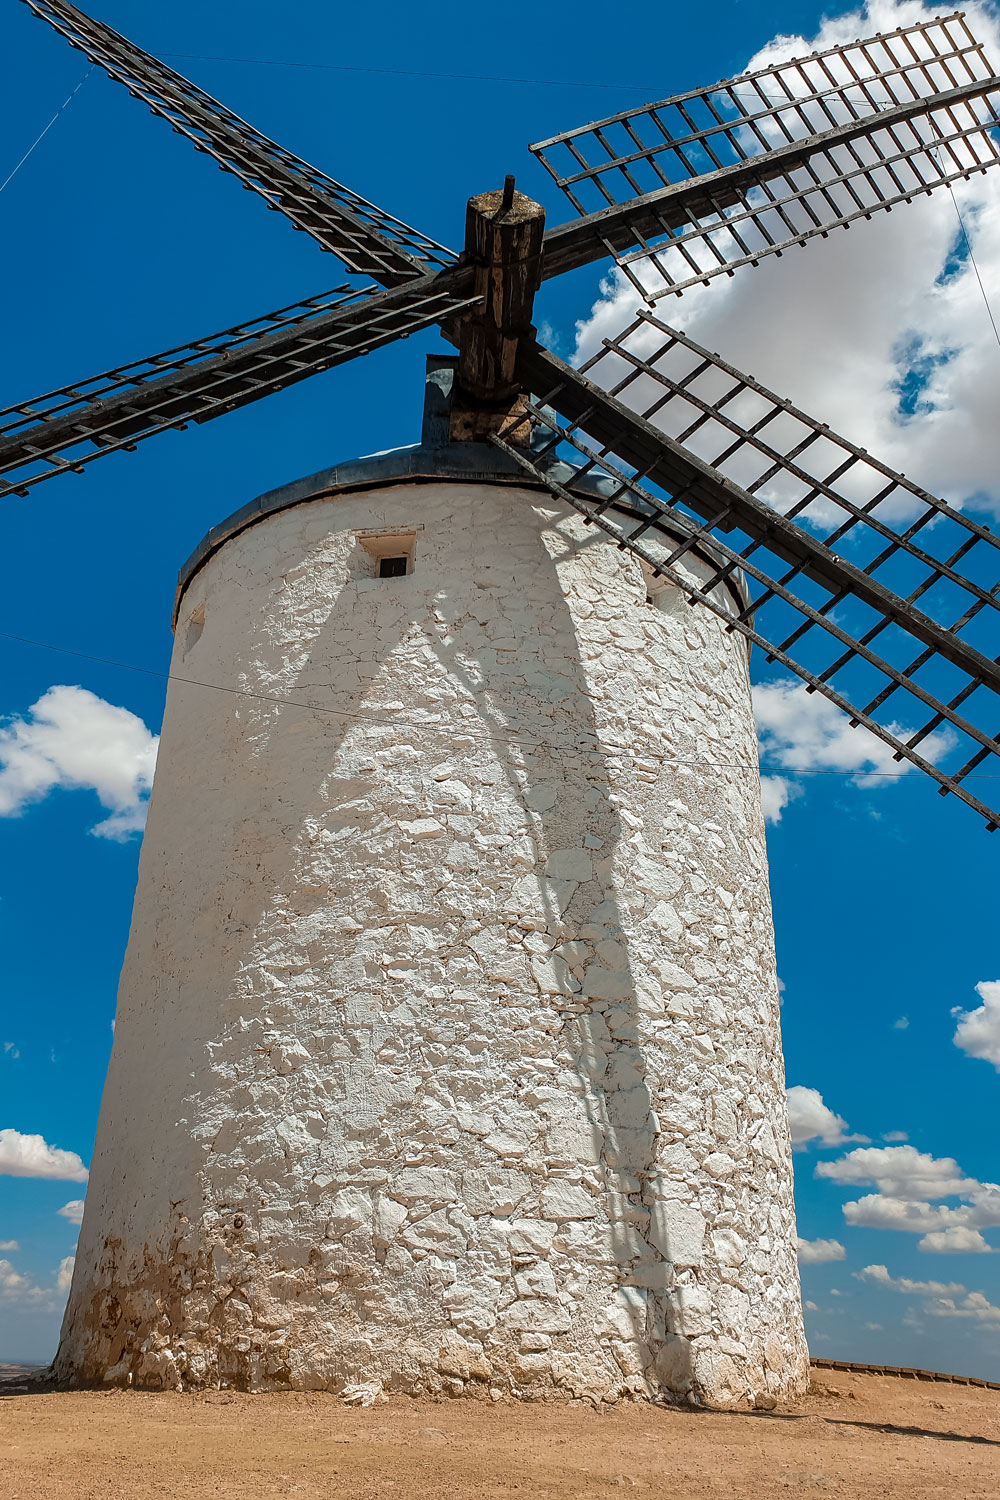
[
  {"left": 21, "top": 0, "right": 455, "bottom": 284},
  {"left": 0, "top": 280, "right": 473, "bottom": 496},
  {"left": 10, "top": 4, "right": 1000, "bottom": 833},
  {"left": 504, "top": 337, "right": 1000, "bottom": 830},
  {"left": 533, "top": 13, "right": 1000, "bottom": 297}
]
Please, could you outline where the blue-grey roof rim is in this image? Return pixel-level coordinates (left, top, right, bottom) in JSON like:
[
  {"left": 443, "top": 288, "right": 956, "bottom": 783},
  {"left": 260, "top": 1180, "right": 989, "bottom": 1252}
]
[{"left": 173, "top": 439, "right": 750, "bottom": 626}]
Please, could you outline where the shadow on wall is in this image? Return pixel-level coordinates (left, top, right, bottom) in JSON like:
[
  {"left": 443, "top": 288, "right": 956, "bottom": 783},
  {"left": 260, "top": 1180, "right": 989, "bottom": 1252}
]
[{"left": 69, "top": 479, "right": 735, "bottom": 1396}]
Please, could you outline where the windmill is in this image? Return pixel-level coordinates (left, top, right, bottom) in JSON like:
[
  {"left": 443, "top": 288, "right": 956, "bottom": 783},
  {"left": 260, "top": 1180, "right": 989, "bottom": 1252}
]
[{"left": 8, "top": 1, "right": 1000, "bottom": 1404}]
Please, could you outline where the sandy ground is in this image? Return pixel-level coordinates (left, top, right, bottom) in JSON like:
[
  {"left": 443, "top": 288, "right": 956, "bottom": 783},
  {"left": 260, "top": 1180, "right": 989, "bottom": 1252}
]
[{"left": 0, "top": 1367, "right": 998, "bottom": 1498}]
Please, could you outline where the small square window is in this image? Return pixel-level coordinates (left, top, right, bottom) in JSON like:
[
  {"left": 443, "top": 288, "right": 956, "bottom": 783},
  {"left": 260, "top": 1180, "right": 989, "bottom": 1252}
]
[{"left": 349, "top": 527, "right": 419, "bottom": 581}]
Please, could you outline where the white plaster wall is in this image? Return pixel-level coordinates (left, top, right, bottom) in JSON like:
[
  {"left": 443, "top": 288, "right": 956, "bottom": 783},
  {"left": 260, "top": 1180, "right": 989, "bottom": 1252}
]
[{"left": 57, "top": 479, "right": 808, "bottom": 1404}]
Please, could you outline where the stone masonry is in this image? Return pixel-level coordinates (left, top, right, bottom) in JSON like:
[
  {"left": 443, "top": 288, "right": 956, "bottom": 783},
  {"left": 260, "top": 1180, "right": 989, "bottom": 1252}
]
[{"left": 56, "top": 473, "right": 809, "bottom": 1404}]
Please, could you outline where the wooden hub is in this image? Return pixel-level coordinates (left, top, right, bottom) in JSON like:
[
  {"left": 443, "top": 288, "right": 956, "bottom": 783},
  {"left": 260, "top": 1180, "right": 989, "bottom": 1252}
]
[{"left": 449, "top": 176, "right": 546, "bottom": 444}]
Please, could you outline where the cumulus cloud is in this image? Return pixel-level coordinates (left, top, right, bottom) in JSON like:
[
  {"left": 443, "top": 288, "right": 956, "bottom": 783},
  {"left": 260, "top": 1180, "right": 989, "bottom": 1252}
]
[
  {"left": 821, "top": 1145, "right": 1000, "bottom": 1252},
  {"left": 919, "top": 1227, "right": 993, "bottom": 1254},
  {"left": 759, "top": 774, "right": 800, "bottom": 826},
  {"left": 0, "top": 1258, "right": 46, "bottom": 1305},
  {"left": 0, "top": 685, "right": 158, "bottom": 839},
  {"left": 797, "top": 1236, "right": 847, "bottom": 1264},
  {"left": 842, "top": 1197, "right": 996, "bottom": 1253},
  {"left": 786, "top": 1085, "right": 857, "bottom": 1147},
  {"left": 856, "top": 1264, "right": 965, "bottom": 1296},
  {"left": 573, "top": 1, "right": 1000, "bottom": 522},
  {"left": 843, "top": 1195, "right": 950, "bottom": 1233},
  {"left": 752, "top": 679, "right": 954, "bottom": 818},
  {"left": 0, "top": 1129, "right": 89, "bottom": 1182},
  {"left": 57, "top": 1200, "right": 85, "bottom": 1226},
  {"left": 0, "top": 1239, "right": 18, "bottom": 1251},
  {"left": 754, "top": 680, "right": 951, "bottom": 783},
  {"left": 863, "top": 1266, "right": 1000, "bottom": 1326},
  {"left": 856, "top": 1263, "right": 1000, "bottom": 1323},
  {"left": 568, "top": 1, "right": 1000, "bottom": 820},
  {"left": 953, "top": 980, "right": 1000, "bottom": 1071},
  {"left": 816, "top": 1146, "right": 981, "bottom": 1200},
  {"left": 928, "top": 1290, "right": 1000, "bottom": 1322},
  {"left": 0, "top": 1254, "right": 74, "bottom": 1310}
]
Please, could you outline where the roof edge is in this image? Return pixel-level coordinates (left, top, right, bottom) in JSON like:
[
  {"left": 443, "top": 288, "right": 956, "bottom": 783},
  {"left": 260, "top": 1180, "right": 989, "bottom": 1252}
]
[{"left": 173, "top": 358, "right": 751, "bottom": 631}]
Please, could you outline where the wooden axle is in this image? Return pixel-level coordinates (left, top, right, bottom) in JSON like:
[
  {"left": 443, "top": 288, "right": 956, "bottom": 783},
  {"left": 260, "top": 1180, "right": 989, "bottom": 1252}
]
[{"left": 449, "top": 176, "right": 545, "bottom": 444}]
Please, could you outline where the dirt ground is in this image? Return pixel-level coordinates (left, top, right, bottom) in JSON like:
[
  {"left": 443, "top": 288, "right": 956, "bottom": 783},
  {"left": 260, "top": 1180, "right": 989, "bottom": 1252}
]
[{"left": 1, "top": 1366, "right": 998, "bottom": 1499}]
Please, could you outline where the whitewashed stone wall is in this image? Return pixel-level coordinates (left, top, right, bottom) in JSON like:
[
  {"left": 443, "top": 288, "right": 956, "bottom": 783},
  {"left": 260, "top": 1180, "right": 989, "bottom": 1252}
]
[{"left": 57, "top": 479, "right": 808, "bottom": 1404}]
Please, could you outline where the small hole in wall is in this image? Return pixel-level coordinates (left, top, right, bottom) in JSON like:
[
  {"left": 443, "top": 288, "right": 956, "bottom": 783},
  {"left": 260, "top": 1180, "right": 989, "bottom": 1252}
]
[
  {"left": 640, "top": 560, "right": 679, "bottom": 612},
  {"left": 184, "top": 604, "right": 205, "bottom": 655},
  {"left": 349, "top": 528, "right": 417, "bottom": 580}
]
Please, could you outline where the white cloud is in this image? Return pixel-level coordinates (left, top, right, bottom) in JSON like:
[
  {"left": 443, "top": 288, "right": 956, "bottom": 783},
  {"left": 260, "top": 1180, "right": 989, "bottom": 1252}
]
[
  {"left": 927, "top": 1290, "right": 1000, "bottom": 1322},
  {"left": 753, "top": 680, "right": 952, "bottom": 784},
  {"left": 0, "top": 1253, "right": 74, "bottom": 1310},
  {"left": 573, "top": 1, "right": 1000, "bottom": 523},
  {"left": 3, "top": 1042, "right": 20, "bottom": 1060},
  {"left": 0, "top": 1239, "right": 18, "bottom": 1251},
  {"left": 759, "top": 774, "right": 800, "bottom": 825},
  {"left": 843, "top": 1195, "right": 949, "bottom": 1233},
  {"left": 854, "top": 1264, "right": 1000, "bottom": 1331},
  {"left": 821, "top": 1146, "right": 1000, "bottom": 1252},
  {"left": 786, "top": 1085, "right": 856, "bottom": 1147},
  {"left": 893, "top": 1017, "right": 909, "bottom": 1031},
  {"left": 919, "top": 1227, "right": 993, "bottom": 1254},
  {"left": 953, "top": 980, "right": 1000, "bottom": 1071},
  {"left": 816, "top": 1145, "right": 981, "bottom": 1200},
  {"left": 842, "top": 1195, "right": 997, "bottom": 1253},
  {"left": 0, "top": 1129, "right": 88, "bottom": 1182},
  {"left": 804, "top": 1300, "right": 818, "bottom": 1311},
  {"left": 751, "top": 679, "right": 954, "bottom": 817},
  {"left": 0, "top": 1257, "right": 46, "bottom": 1305},
  {"left": 0, "top": 685, "right": 158, "bottom": 839},
  {"left": 57, "top": 1200, "right": 85, "bottom": 1226},
  {"left": 882, "top": 1132, "right": 909, "bottom": 1142},
  {"left": 797, "top": 1236, "right": 846, "bottom": 1264},
  {"left": 856, "top": 1264, "right": 966, "bottom": 1296},
  {"left": 569, "top": 2, "right": 999, "bottom": 821}
]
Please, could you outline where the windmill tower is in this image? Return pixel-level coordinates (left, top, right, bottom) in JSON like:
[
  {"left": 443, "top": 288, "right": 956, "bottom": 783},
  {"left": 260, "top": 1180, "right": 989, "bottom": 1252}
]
[{"left": 7, "top": 3, "right": 1000, "bottom": 1406}]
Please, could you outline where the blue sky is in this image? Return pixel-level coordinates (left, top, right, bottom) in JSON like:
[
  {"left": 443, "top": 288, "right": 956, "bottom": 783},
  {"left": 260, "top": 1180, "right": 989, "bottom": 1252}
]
[{"left": 1, "top": 0, "right": 998, "bottom": 1373}]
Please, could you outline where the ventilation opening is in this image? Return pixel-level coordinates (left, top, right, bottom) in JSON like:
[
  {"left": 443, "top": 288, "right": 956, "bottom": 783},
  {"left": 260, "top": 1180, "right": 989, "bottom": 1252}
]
[
  {"left": 640, "top": 559, "right": 675, "bottom": 608},
  {"left": 349, "top": 526, "right": 419, "bottom": 581},
  {"left": 183, "top": 603, "right": 205, "bottom": 655}
]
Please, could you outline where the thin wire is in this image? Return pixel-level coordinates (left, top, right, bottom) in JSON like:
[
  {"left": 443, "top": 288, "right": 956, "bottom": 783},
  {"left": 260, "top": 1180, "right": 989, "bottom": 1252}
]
[
  {"left": 0, "top": 67, "right": 93, "bottom": 196},
  {"left": 158, "top": 50, "right": 913, "bottom": 109},
  {"left": 1, "top": 627, "right": 996, "bottom": 781},
  {"left": 946, "top": 179, "right": 1000, "bottom": 352},
  {"left": 158, "top": 51, "right": 673, "bottom": 93}
]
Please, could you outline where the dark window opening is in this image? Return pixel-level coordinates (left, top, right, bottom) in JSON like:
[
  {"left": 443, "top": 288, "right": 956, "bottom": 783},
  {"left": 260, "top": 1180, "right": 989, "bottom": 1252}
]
[{"left": 378, "top": 555, "right": 409, "bottom": 578}]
